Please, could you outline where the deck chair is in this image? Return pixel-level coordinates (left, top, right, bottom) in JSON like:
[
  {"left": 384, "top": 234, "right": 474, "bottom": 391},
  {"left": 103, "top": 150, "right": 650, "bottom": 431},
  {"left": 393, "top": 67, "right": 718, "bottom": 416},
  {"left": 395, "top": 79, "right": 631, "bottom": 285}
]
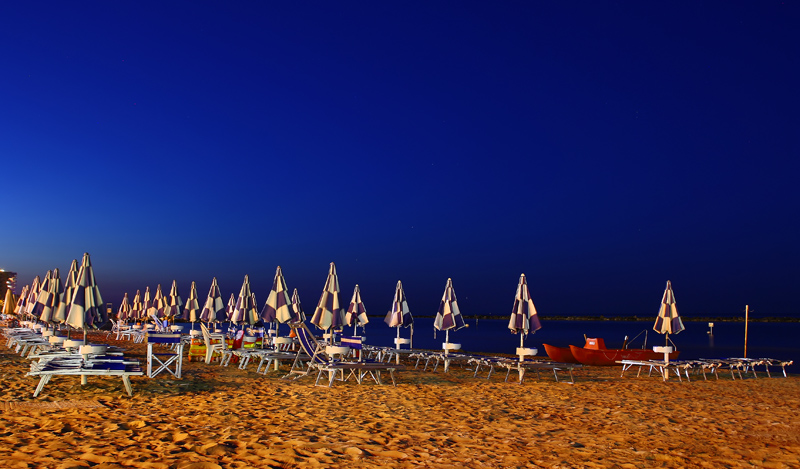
[{"left": 146, "top": 333, "right": 184, "bottom": 378}]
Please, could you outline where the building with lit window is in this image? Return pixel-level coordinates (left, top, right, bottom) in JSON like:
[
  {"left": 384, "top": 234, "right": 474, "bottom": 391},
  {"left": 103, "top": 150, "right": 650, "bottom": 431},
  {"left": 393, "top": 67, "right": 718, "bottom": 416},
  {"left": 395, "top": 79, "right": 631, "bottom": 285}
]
[{"left": 0, "top": 269, "right": 18, "bottom": 300}]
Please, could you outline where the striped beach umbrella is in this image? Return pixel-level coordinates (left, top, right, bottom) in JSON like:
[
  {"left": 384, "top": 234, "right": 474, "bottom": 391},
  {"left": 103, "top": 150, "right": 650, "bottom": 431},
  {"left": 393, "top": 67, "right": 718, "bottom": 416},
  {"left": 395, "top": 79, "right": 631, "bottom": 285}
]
[
  {"left": 182, "top": 281, "right": 201, "bottom": 326},
  {"left": 384, "top": 280, "right": 414, "bottom": 347},
  {"left": 345, "top": 284, "right": 369, "bottom": 335},
  {"left": 54, "top": 259, "right": 79, "bottom": 324},
  {"left": 225, "top": 294, "right": 236, "bottom": 323},
  {"left": 434, "top": 278, "right": 466, "bottom": 347},
  {"left": 200, "top": 278, "right": 226, "bottom": 324},
  {"left": 14, "top": 285, "right": 29, "bottom": 316},
  {"left": 311, "top": 262, "right": 346, "bottom": 333},
  {"left": 508, "top": 273, "right": 542, "bottom": 349},
  {"left": 65, "top": 252, "right": 106, "bottom": 338},
  {"left": 30, "top": 270, "right": 52, "bottom": 321},
  {"left": 130, "top": 290, "right": 143, "bottom": 321},
  {"left": 117, "top": 293, "right": 132, "bottom": 322},
  {"left": 232, "top": 275, "right": 259, "bottom": 326},
  {"left": 653, "top": 280, "right": 685, "bottom": 344},
  {"left": 163, "top": 280, "right": 184, "bottom": 321},
  {"left": 3, "top": 288, "right": 17, "bottom": 316},
  {"left": 261, "top": 266, "right": 294, "bottom": 334},
  {"left": 24, "top": 275, "right": 41, "bottom": 319},
  {"left": 290, "top": 288, "right": 305, "bottom": 323},
  {"left": 38, "top": 269, "right": 64, "bottom": 324},
  {"left": 149, "top": 284, "right": 166, "bottom": 319},
  {"left": 143, "top": 286, "right": 152, "bottom": 319}
]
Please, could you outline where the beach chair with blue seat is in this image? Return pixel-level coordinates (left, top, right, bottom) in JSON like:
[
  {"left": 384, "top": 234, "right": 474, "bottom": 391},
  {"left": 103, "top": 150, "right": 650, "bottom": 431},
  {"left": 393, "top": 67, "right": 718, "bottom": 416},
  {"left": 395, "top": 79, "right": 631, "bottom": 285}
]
[{"left": 146, "top": 333, "right": 184, "bottom": 378}]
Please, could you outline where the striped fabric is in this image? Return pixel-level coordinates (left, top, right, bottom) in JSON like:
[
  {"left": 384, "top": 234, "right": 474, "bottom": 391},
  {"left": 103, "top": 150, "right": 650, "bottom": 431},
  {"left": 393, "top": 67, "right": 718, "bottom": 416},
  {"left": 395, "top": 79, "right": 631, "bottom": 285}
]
[
  {"left": 434, "top": 278, "right": 466, "bottom": 332},
  {"left": 290, "top": 288, "right": 306, "bottom": 323},
  {"left": 225, "top": 294, "right": 236, "bottom": 322},
  {"left": 24, "top": 275, "right": 41, "bottom": 318},
  {"left": 117, "top": 293, "right": 132, "bottom": 322},
  {"left": 384, "top": 280, "right": 413, "bottom": 328},
  {"left": 311, "top": 262, "right": 346, "bottom": 332},
  {"left": 65, "top": 252, "right": 106, "bottom": 330},
  {"left": 143, "top": 286, "right": 152, "bottom": 319},
  {"left": 162, "top": 280, "right": 183, "bottom": 319},
  {"left": 232, "top": 275, "right": 259, "bottom": 325},
  {"left": 13, "top": 285, "right": 28, "bottom": 316},
  {"left": 130, "top": 290, "right": 144, "bottom": 320},
  {"left": 2, "top": 288, "right": 17, "bottom": 316},
  {"left": 508, "top": 273, "right": 542, "bottom": 339},
  {"left": 345, "top": 284, "right": 369, "bottom": 332},
  {"left": 183, "top": 281, "right": 200, "bottom": 322},
  {"left": 261, "top": 266, "right": 294, "bottom": 325},
  {"left": 39, "top": 269, "right": 64, "bottom": 323},
  {"left": 653, "top": 280, "right": 685, "bottom": 335},
  {"left": 31, "top": 270, "right": 52, "bottom": 320},
  {"left": 200, "top": 278, "right": 226, "bottom": 323},
  {"left": 149, "top": 284, "right": 166, "bottom": 319},
  {"left": 54, "top": 259, "right": 78, "bottom": 324}
]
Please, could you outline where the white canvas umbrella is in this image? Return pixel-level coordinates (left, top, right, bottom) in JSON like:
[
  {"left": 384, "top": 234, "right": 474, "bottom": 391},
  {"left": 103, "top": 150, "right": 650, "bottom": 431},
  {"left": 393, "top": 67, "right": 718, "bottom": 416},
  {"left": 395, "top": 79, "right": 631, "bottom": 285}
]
[
  {"left": 149, "top": 284, "right": 166, "bottom": 319},
  {"left": 200, "top": 278, "right": 226, "bottom": 325},
  {"left": 653, "top": 280, "right": 685, "bottom": 344},
  {"left": 117, "top": 293, "right": 132, "bottom": 323},
  {"left": 54, "top": 259, "right": 78, "bottom": 324},
  {"left": 290, "top": 288, "right": 305, "bottom": 323}
]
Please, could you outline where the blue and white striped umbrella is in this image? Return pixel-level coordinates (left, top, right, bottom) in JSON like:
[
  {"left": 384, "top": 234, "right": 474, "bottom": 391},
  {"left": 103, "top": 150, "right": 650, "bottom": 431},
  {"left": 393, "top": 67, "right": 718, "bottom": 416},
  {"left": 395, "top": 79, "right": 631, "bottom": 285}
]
[
  {"left": 130, "top": 290, "right": 143, "bottom": 321},
  {"left": 142, "top": 286, "right": 152, "bottom": 319},
  {"left": 508, "top": 273, "right": 542, "bottom": 348},
  {"left": 38, "top": 269, "right": 64, "bottom": 324},
  {"left": 24, "top": 275, "right": 41, "bottom": 319},
  {"left": 14, "top": 285, "right": 29, "bottom": 316},
  {"left": 654, "top": 280, "right": 685, "bottom": 339},
  {"left": 65, "top": 253, "right": 106, "bottom": 335},
  {"left": 200, "top": 278, "right": 226, "bottom": 324},
  {"left": 385, "top": 280, "right": 414, "bottom": 349},
  {"left": 225, "top": 294, "right": 236, "bottom": 323},
  {"left": 434, "top": 278, "right": 466, "bottom": 344},
  {"left": 345, "top": 284, "right": 369, "bottom": 335},
  {"left": 149, "top": 284, "right": 166, "bottom": 319},
  {"left": 232, "top": 275, "right": 259, "bottom": 326},
  {"left": 54, "top": 259, "right": 78, "bottom": 324},
  {"left": 117, "top": 293, "right": 132, "bottom": 322},
  {"left": 31, "top": 270, "right": 52, "bottom": 321},
  {"left": 182, "top": 281, "right": 201, "bottom": 324},
  {"left": 261, "top": 266, "right": 294, "bottom": 332},
  {"left": 290, "top": 288, "right": 305, "bottom": 323},
  {"left": 162, "top": 280, "right": 183, "bottom": 319},
  {"left": 311, "top": 262, "right": 346, "bottom": 332}
]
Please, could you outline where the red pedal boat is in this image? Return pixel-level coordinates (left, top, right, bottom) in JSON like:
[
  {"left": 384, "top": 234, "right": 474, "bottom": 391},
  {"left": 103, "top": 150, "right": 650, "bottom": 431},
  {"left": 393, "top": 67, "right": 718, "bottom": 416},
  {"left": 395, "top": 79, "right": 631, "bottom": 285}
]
[
  {"left": 543, "top": 343, "right": 580, "bottom": 363},
  {"left": 567, "top": 337, "right": 680, "bottom": 366}
]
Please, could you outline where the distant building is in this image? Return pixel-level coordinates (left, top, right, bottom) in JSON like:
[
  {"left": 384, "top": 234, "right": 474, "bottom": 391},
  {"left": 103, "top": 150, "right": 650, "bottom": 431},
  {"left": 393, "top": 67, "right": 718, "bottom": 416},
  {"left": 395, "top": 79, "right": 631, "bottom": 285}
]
[{"left": 0, "top": 270, "right": 18, "bottom": 300}]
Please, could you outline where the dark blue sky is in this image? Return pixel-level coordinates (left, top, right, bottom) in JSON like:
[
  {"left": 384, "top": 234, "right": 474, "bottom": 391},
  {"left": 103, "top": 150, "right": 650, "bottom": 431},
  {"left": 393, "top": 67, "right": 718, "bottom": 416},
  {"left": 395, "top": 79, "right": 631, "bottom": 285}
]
[{"left": 3, "top": 2, "right": 798, "bottom": 320}]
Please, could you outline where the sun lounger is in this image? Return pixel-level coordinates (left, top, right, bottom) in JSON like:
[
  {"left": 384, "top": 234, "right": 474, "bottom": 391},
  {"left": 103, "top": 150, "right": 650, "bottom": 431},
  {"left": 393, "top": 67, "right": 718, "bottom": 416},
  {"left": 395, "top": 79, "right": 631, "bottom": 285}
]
[{"left": 26, "top": 351, "right": 143, "bottom": 397}]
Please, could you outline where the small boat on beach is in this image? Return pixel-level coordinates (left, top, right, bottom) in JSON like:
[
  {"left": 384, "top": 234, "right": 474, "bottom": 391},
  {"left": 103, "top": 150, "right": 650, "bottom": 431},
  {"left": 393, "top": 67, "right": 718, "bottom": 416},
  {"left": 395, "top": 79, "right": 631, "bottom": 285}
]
[
  {"left": 567, "top": 337, "right": 680, "bottom": 366},
  {"left": 542, "top": 343, "right": 580, "bottom": 363}
]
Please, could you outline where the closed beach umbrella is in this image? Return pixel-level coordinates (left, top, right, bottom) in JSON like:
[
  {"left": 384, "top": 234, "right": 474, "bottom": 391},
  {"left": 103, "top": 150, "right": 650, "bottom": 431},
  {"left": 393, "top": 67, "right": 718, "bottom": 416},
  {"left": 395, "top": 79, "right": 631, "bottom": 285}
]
[
  {"left": 3, "top": 288, "right": 17, "bottom": 316},
  {"left": 232, "top": 275, "right": 259, "bottom": 326},
  {"left": 163, "top": 280, "right": 184, "bottom": 321},
  {"left": 345, "top": 284, "right": 369, "bottom": 335},
  {"left": 290, "top": 288, "right": 305, "bottom": 323},
  {"left": 311, "top": 262, "right": 346, "bottom": 333},
  {"left": 182, "top": 281, "right": 201, "bottom": 326},
  {"left": 54, "top": 260, "right": 78, "bottom": 324},
  {"left": 200, "top": 278, "right": 226, "bottom": 324},
  {"left": 14, "top": 285, "right": 29, "bottom": 316},
  {"left": 508, "top": 273, "right": 542, "bottom": 349},
  {"left": 434, "top": 278, "right": 466, "bottom": 347},
  {"left": 24, "top": 275, "right": 41, "bottom": 319},
  {"left": 65, "top": 252, "right": 106, "bottom": 339},
  {"left": 39, "top": 269, "right": 64, "bottom": 324},
  {"left": 143, "top": 286, "right": 152, "bottom": 319},
  {"left": 653, "top": 280, "right": 685, "bottom": 344},
  {"left": 385, "top": 280, "right": 414, "bottom": 349},
  {"left": 30, "top": 270, "right": 52, "bottom": 320},
  {"left": 130, "top": 290, "right": 143, "bottom": 321},
  {"left": 149, "top": 284, "right": 166, "bottom": 319},
  {"left": 225, "top": 294, "right": 236, "bottom": 323},
  {"left": 261, "top": 266, "right": 294, "bottom": 335},
  {"left": 117, "top": 293, "right": 132, "bottom": 322}
]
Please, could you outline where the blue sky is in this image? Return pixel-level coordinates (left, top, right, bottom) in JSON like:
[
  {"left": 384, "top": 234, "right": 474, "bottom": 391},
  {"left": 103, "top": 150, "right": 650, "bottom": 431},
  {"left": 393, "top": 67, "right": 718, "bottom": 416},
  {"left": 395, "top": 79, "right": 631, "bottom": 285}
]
[{"left": 2, "top": 1, "right": 798, "bottom": 320}]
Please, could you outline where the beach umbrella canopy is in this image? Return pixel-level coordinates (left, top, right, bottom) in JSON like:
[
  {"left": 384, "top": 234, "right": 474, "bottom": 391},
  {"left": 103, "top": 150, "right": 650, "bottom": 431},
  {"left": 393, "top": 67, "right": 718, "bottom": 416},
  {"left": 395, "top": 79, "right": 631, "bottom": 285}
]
[
  {"left": 65, "top": 252, "right": 106, "bottom": 333},
  {"left": 30, "top": 270, "right": 52, "bottom": 319},
  {"left": 24, "top": 275, "right": 42, "bottom": 318},
  {"left": 434, "top": 278, "right": 466, "bottom": 340},
  {"left": 182, "top": 281, "right": 201, "bottom": 323},
  {"left": 143, "top": 286, "right": 153, "bottom": 319},
  {"left": 130, "top": 290, "right": 143, "bottom": 321},
  {"left": 2, "top": 288, "right": 17, "bottom": 316},
  {"left": 290, "top": 288, "right": 305, "bottom": 323},
  {"left": 38, "top": 269, "right": 64, "bottom": 324},
  {"left": 163, "top": 280, "right": 184, "bottom": 319},
  {"left": 310, "top": 262, "right": 346, "bottom": 332},
  {"left": 200, "top": 278, "right": 226, "bottom": 323},
  {"left": 508, "top": 273, "right": 542, "bottom": 348},
  {"left": 261, "top": 266, "right": 294, "bottom": 330},
  {"left": 345, "top": 284, "right": 369, "bottom": 334},
  {"left": 225, "top": 294, "right": 236, "bottom": 322},
  {"left": 14, "top": 285, "right": 29, "bottom": 316},
  {"left": 653, "top": 280, "right": 685, "bottom": 338},
  {"left": 149, "top": 284, "right": 166, "bottom": 319},
  {"left": 231, "top": 275, "right": 259, "bottom": 325},
  {"left": 384, "top": 280, "right": 414, "bottom": 328},
  {"left": 117, "top": 293, "right": 132, "bottom": 322},
  {"left": 54, "top": 259, "right": 79, "bottom": 324}
]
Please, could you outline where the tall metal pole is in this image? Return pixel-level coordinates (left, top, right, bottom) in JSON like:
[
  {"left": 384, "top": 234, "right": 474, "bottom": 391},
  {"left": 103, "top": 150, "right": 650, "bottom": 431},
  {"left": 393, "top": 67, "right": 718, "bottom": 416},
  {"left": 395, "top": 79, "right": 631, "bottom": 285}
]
[{"left": 744, "top": 304, "right": 749, "bottom": 358}]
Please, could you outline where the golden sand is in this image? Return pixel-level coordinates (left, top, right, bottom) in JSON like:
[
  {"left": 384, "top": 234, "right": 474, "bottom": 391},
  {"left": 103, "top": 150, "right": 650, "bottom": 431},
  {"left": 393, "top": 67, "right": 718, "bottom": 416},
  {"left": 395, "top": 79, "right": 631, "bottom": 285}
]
[{"left": 1, "top": 331, "right": 798, "bottom": 468}]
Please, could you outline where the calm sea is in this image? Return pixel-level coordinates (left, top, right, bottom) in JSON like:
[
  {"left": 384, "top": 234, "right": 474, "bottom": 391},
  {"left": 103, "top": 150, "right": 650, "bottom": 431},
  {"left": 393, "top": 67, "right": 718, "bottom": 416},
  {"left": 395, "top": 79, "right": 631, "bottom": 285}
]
[{"left": 339, "top": 318, "right": 799, "bottom": 362}]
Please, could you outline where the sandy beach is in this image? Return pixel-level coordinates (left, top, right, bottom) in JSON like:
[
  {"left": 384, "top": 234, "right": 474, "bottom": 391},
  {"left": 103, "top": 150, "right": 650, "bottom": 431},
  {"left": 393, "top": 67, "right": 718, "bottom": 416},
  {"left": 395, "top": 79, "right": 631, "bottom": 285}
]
[{"left": 1, "top": 331, "right": 798, "bottom": 469}]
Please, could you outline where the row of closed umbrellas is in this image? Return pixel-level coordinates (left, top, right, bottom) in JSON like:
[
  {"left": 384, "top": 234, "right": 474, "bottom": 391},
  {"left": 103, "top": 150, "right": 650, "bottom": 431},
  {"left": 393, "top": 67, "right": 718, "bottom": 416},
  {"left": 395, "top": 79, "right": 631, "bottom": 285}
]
[{"left": 6, "top": 255, "right": 685, "bottom": 347}]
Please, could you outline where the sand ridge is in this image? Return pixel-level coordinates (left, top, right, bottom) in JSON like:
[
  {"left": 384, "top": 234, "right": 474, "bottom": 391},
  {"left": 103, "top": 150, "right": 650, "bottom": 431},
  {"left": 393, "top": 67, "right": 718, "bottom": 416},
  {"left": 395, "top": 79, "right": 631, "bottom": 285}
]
[{"left": 0, "top": 331, "right": 798, "bottom": 468}]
